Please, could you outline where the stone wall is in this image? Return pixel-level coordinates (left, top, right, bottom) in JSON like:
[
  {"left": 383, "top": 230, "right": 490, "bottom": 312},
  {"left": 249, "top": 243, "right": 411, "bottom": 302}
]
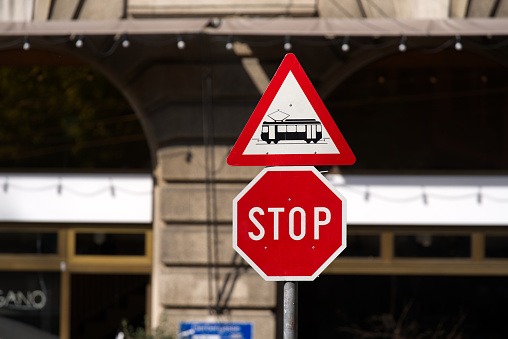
[
  {"left": 29, "top": 0, "right": 508, "bottom": 21},
  {"left": 128, "top": 0, "right": 316, "bottom": 17}
]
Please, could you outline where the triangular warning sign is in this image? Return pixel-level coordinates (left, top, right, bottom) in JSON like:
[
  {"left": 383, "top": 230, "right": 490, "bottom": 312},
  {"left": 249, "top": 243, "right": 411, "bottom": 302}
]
[{"left": 227, "top": 53, "right": 355, "bottom": 166}]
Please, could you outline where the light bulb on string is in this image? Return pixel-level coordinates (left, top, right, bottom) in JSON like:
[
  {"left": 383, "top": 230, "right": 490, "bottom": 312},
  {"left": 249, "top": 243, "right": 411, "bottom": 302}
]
[
  {"left": 177, "top": 36, "right": 186, "bottom": 50},
  {"left": 454, "top": 36, "right": 463, "bottom": 51},
  {"left": 341, "top": 36, "right": 350, "bottom": 52},
  {"left": 75, "top": 36, "right": 84, "bottom": 48},
  {"left": 225, "top": 37, "right": 233, "bottom": 50},
  {"left": 121, "top": 35, "right": 130, "bottom": 48},
  {"left": 23, "top": 37, "right": 30, "bottom": 51},
  {"left": 284, "top": 36, "right": 292, "bottom": 51},
  {"left": 57, "top": 178, "right": 62, "bottom": 195},
  {"left": 398, "top": 36, "right": 407, "bottom": 52}
]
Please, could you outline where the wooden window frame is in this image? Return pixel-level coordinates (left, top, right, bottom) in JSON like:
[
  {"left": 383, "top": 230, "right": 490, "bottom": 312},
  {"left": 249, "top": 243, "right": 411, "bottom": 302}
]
[
  {"left": 67, "top": 227, "right": 152, "bottom": 274},
  {"left": 0, "top": 226, "right": 65, "bottom": 271},
  {"left": 326, "top": 226, "right": 508, "bottom": 276},
  {"left": 0, "top": 224, "right": 152, "bottom": 339}
]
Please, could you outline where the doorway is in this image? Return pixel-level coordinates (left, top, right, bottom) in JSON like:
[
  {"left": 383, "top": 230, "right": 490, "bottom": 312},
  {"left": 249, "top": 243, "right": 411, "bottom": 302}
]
[
  {"left": 71, "top": 274, "right": 150, "bottom": 339},
  {"left": 299, "top": 275, "right": 508, "bottom": 339}
]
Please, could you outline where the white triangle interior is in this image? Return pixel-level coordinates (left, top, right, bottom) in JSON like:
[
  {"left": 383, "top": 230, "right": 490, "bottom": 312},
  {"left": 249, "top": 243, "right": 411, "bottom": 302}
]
[{"left": 243, "top": 71, "right": 341, "bottom": 155}]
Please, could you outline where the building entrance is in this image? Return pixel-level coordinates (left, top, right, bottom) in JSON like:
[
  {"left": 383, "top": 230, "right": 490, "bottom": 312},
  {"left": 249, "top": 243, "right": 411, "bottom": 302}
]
[
  {"left": 300, "top": 275, "right": 508, "bottom": 339},
  {"left": 71, "top": 274, "right": 150, "bottom": 339}
]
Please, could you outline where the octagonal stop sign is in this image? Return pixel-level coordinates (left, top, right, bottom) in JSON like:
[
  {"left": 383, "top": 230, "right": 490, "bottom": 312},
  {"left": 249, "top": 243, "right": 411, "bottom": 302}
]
[{"left": 233, "top": 166, "right": 347, "bottom": 281}]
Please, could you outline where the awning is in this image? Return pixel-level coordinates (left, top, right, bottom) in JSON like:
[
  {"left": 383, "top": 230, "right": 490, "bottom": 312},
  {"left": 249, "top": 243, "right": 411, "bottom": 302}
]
[
  {"left": 0, "top": 18, "right": 209, "bottom": 36},
  {"left": 212, "top": 17, "right": 508, "bottom": 36},
  {"left": 0, "top": 174, "right": 152, "bottom": 223},
  {"left": 328, "top": 174, "right": 508, "bottom": 226},
  {"left": 1, "top": 18, "right": 508, "bottom": 37}
]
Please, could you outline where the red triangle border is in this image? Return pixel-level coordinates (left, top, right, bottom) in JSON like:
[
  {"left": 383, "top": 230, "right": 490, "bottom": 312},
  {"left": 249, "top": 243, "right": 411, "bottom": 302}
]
[{"left": 227, "top": 53, "right": 355, "bottom": 166}]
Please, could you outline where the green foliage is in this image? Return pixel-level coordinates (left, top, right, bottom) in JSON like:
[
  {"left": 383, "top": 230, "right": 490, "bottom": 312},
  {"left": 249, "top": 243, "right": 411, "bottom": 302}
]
[
  {"left": 0, "top": 65, "right": 150, "bottom": 169},
  {"left": 338, "top": 301, "right": 465, "bottom": 339},
  {"left": 120, "top": 319, "right": 173, "bottom": 339}
]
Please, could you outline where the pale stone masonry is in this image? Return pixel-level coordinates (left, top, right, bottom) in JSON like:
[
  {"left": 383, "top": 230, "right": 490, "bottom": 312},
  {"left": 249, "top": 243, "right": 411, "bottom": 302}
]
[
  {"left": 128, "top": 0, "right": 316, "bottom": 17},
  {"left": 154, "top": 145, "right": 276, "bottom": 338}
]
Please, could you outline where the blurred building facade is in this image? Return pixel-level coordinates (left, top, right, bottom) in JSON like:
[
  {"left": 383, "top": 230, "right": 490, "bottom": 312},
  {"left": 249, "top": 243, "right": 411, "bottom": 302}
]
[{"left": 1, "top": 1, "right": 508, "bottom": 338}]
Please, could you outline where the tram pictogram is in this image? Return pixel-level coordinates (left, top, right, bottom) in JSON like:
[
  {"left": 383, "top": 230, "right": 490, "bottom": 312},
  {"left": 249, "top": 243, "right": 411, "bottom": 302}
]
[{"left": 260, "top": 110, "right": 323, "bottom": 145}]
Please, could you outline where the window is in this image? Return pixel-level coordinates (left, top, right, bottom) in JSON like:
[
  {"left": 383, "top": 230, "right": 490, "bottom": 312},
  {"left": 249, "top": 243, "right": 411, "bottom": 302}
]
[
  {"left": 67, "top": 228, "right": 152, "bottom": 273},
  {"left": 277, "top": 125, "right": 287, "bottom": 133},
  {"left": 297, "top": 125, "right": 306, "bottom": 132},
  {"left": 395, "top": 234, "right": 470, "bottom": 258},
  {"left": 0, "top": 232, "right": 57, "bottom": 254},
  {"left": 75, "top": 233, "right": 145, "bottom": 256},
  {"left": 0, "top": 271, "right": 60, "bottom": 336},
  {"left": 341, "top": 234, "right": 380, "bottom": 257},
  {"left": 485, "top": 235, "right": 508, "bottom": 258}
]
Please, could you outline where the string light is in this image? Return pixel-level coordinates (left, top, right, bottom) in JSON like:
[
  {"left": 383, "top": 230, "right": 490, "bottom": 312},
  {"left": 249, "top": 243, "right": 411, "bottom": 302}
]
[
  {"left": 341, "top": 36, "right": 350, "bottom": 52},
  {"left": 9, "top": 33, "right": 508, "bottom": 59},
  {"left": 177, "top": 36, "right": 186, "bottom": 50},
  {"left": 454, "top": 35, "right": 463, "bottom": 50},
  {"left": 23, "top": 37, "right": 30, "bottom": 51},
  {"left": 333, "top": 182, "right": 508, "bottom": 205},
  {"left": 121, "top": 35, "right": 130, "bottom": 48},
  {"left": 422, "top": 187, "right": 428, "bottom": 205},
  {"left": 57, "top": 177, "right": 62, "bottom": 195},
  {"left": 0, "top": 176, "right": 151, "bottom": 197},
  {"left": 225, "top": 36, "right": 233, "bottom": 50},
  {"left": 75, "top": 36, "right": 84, "bottom": 48},
  {"left": 398, "top": 36, "right": 407, "bottom": 52},
  {"left": 284, "top": 36, "right": 292, "bottom": 51}
]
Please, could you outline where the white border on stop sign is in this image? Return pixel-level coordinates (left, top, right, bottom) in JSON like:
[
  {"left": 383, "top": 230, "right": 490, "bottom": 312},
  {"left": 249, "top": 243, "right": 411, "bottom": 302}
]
[{"left": 232, "top": 166, "right": 347, "bottom": 281}]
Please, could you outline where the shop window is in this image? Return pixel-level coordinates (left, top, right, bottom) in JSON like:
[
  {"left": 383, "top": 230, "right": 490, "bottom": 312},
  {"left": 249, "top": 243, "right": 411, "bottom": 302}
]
[
  {"left": 341, "top": 234, "right": 380, "bottom": 257},
  {"left": 0, "top": 271, "right": 60, "bottom": 336},
  {"left": 0, "top": 232, "right": 57, "bottom": 254},
  {"left": 395, "top": 234, "right": 470, "bottom": 258},
  {"left": 67, "top": 228, "right": 152, "bottom": 273},
  {"left": 485, "top": 235, "right": 508, "bottom": 258},
  {"left": 75, "top": 233, "right": 145, "bottom": 256}
]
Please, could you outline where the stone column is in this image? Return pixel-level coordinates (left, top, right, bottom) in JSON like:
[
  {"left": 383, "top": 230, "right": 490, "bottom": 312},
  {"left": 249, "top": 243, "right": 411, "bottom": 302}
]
[{"left": 153, "top": 145, "right": 276, "bottom": 339}]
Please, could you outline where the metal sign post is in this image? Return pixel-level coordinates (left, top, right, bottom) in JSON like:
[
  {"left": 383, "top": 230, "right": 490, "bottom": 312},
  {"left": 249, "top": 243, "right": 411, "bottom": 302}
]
[{"left": 284, "top": 281, "right": 297, "bottom": 339}]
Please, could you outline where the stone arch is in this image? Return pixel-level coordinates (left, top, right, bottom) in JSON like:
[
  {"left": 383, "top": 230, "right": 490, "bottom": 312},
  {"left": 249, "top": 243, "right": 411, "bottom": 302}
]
[
  {"left": 0, "top": 40, "right": 155, "bottom": 169},
  {"left": 319, "top": 36, "right": 508, "bottom": 100},
  {"left": 320, "top": 37, "right": 508, "bottom": 170}
]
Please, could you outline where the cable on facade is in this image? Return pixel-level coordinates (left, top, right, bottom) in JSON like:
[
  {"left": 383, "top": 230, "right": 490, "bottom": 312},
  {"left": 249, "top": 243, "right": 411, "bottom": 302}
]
[
  {"left": 0, "top": 176, "right": 150, "bottom": 197},
  {"left": 335, "top": 182, "right": 508, "bottom": 204},
  {"left": 200, "top": 36, "right": 222, "bottom": 315}
]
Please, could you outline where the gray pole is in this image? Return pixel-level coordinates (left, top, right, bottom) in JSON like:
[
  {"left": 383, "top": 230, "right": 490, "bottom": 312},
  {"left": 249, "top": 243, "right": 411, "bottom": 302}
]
[{"left": 283, "top": 281, "right": 297, "bottom": 339}]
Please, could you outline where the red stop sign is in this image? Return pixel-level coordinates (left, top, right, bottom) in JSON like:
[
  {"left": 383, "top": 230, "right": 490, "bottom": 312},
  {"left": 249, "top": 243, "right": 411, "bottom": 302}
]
[{"left": 233, "top": 166, "right": 347, "bottom": 281}]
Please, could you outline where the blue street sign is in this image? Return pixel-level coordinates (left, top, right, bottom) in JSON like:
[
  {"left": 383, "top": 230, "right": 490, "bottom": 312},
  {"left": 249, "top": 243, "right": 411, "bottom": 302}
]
[{"left": 179, "top": 322, "right": 252, "bottom": 339}]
